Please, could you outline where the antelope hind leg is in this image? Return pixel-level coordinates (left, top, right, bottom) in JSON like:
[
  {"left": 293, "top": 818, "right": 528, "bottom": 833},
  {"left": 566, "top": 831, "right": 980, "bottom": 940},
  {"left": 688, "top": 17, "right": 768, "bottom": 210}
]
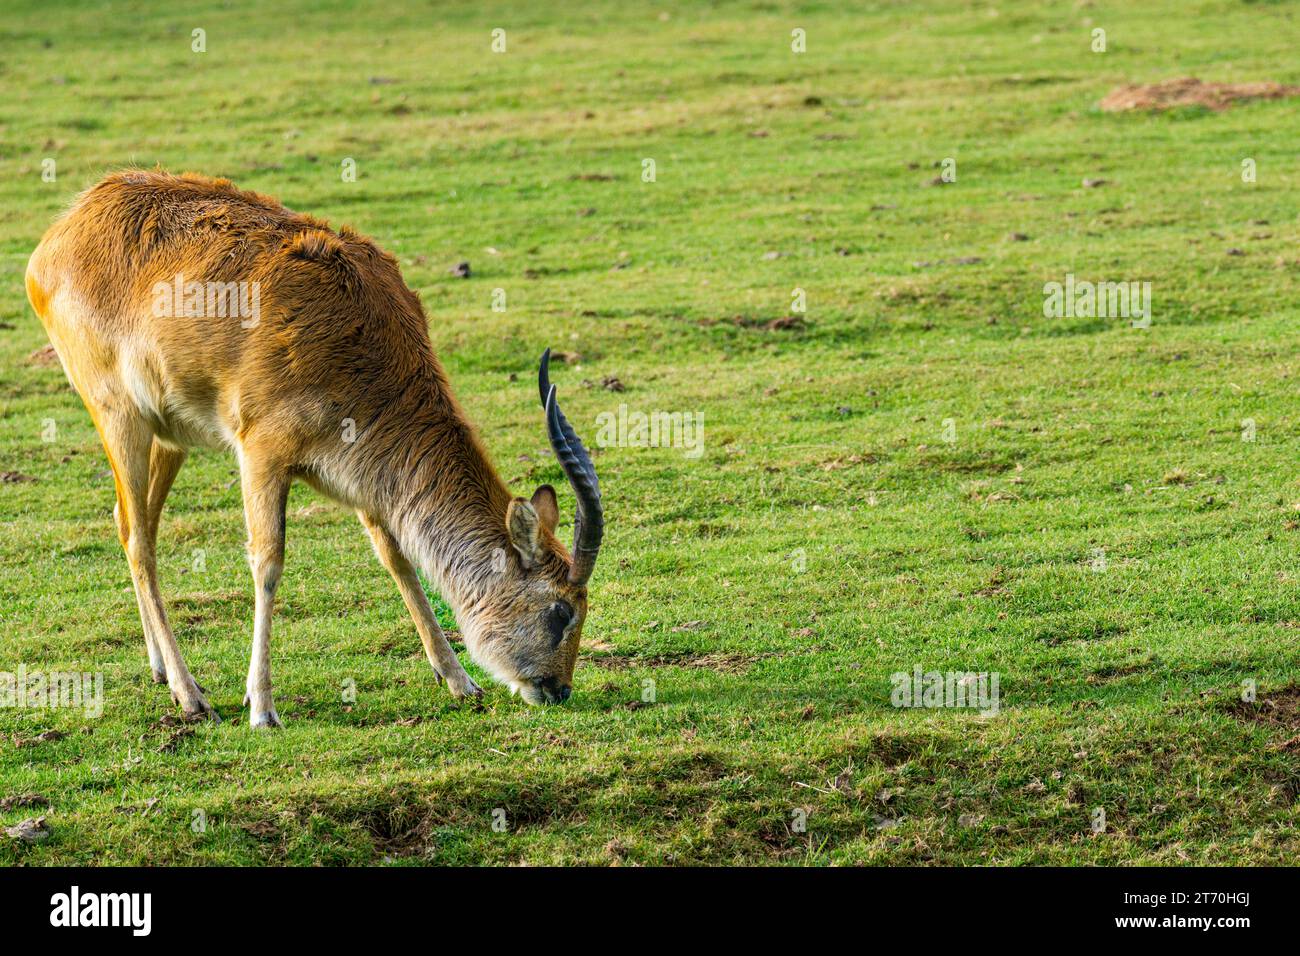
[{"left": 100, "top": 416, "right": 215, "bottom": 720}]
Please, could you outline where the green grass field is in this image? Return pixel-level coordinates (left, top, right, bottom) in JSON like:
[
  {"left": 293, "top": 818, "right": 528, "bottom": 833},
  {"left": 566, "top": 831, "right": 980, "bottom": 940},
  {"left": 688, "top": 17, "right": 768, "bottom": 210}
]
[{"left": 2, "top": 0, "right": 1299, "bottom": 865}]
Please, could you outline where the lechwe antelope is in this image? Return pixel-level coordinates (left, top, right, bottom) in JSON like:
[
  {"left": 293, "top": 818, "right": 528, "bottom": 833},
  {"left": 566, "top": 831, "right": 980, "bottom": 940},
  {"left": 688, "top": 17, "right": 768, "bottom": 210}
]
[{"left": 25, "top": 169, "right": 604, "bottom": 726}]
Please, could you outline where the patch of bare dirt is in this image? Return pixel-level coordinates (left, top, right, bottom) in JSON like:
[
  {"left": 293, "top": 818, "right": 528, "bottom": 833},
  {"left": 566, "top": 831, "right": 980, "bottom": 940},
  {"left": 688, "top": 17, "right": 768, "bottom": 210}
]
[
  {"left": 157, "top": 725, "right": 195, "bottom": 753},
  {"left": 1085, "top": 658, "right": 1154, "bottom": 684},
  {"left": 1101, "top": 78, "right": 1300, "bottom": 113},
  {"left": 235, "top": 818, "right": 280, "bottom": 840},
  {"left": 972, "top": 566, "right": 1010, "bottom": 599},
  {"left": 114, "top": 797, "right": 161, "bottom": 818},
  {"left": 11, "top": 730, "right": 65, "bottom": 748},
  {"left": 5, "top": 817, "right": 49, "bottom": 843},
  {"left": 0, "top": 793, "right": 49, "bottom": 811},
  {"left": 588, "top": 651, "right": 776, "bottom": 673},
  {"left": 820, "top": 452, "right": 879, "bottom": 472},
  {"left": 1224, "top": 686, "right": 1300, "bottom": 730},
  {"left": 25, "top": 344, "right": 58, "bottom": 366},
  {"left": 699, "top": 315, "right": 808, "bottom": 332}
]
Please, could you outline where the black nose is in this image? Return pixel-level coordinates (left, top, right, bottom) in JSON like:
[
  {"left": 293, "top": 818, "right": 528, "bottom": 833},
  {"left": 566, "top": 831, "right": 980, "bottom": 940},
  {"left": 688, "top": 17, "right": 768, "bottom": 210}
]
[{"left": 538, "top": 677, "right": 572, "bottom": 704}]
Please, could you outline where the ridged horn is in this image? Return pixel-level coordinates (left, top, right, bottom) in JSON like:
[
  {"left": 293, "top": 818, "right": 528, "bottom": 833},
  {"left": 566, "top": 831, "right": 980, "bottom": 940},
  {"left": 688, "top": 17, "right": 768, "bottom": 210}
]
[{"left": 539, "top": 348, "right": 603, "bottom": 585}]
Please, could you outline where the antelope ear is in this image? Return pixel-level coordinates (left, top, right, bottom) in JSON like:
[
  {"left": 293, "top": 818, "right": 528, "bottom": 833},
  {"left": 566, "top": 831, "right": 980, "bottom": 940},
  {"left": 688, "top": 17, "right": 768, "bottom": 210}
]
[
  {"left": 506, "top": 497, "right": 543, "bottom": 568},
  {"left": 530, "top": 484, "right": 560, "bottom": 535}
]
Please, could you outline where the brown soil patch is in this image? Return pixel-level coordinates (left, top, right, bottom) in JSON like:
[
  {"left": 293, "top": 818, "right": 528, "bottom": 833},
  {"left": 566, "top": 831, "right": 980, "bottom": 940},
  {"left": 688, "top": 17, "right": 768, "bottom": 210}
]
[
  {"left": 588, "top": 651, "right": 774, "bottom": 673},
  {"left": 10, "top": 730, "right": 65, "bottom": 748},
  {"left": 0, "top": 793, "right": 49, "bottom": 811},
  {"left": 698, "top": 315, "right": 808, "bottom": 332},
  {"left": 25, "top": 344, "right": 58, "bottom": 366},
  {"left": 1101, "top": 78, "right": 1300, "bottom": 113},
  {"left": 1085, "top": 659, "right": 1153, "bottom": 684},
  {"left": 1224, "top": 685, "right": 1300, "bottom": 730}
]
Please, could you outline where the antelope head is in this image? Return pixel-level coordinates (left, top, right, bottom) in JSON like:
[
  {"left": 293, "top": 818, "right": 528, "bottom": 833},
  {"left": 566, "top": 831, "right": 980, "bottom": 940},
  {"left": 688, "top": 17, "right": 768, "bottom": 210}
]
[{"left": 460, "top": 349, "right": 604, "bottom": 704}]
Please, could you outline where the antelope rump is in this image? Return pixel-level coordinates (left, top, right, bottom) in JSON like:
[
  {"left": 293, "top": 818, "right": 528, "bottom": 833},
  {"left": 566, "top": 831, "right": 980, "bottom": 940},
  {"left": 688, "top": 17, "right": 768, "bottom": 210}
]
[{"left": 24, "top": 169, "right": 604, "bottom": 726}]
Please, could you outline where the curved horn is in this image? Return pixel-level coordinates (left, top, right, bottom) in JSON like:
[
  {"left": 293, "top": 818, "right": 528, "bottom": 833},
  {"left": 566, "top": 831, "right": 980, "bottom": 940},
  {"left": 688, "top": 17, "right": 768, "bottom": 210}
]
[{"left": 539, "top": 349, "right": 603, "bottom": 585}]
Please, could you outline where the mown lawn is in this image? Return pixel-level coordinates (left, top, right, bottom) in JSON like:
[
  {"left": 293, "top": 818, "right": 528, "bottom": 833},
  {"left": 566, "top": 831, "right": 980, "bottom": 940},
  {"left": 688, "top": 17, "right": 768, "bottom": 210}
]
[{"left": 2, "top": 0, "right": 1299, "bottom": 864}]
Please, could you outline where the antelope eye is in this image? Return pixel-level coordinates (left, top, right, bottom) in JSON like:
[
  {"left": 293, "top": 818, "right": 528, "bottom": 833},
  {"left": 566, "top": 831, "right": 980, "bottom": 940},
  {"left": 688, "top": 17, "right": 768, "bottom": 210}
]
[{"left": 545, "top": 601, "right": 574, "bottom": 647}]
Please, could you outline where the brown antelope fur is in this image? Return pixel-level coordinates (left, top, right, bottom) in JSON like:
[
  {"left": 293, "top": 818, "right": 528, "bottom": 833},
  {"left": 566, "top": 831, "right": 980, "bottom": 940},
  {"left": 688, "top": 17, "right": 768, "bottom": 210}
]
[{"left": 25, "top": 169, "right": 598, "bottom": 725}]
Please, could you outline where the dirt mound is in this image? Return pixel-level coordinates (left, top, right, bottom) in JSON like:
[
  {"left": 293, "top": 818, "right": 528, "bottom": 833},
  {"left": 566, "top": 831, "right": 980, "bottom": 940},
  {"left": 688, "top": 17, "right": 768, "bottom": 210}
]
[
  {"left": 1101, "top": 78, "right": 1300, "bottom": 112},
  {"left": 25, "top": 344, "right": 58, "bottom": 366},
  {"left": 589, "top": 651, "right": 775, "bottom": 673},
  {"left": 1224, "top": 685, "right": 1300, "bottom": 730}
]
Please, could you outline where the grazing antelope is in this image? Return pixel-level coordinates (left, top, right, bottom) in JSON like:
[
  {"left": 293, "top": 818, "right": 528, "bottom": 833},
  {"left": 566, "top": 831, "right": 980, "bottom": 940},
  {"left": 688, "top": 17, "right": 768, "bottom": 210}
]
[{"left": 25, "top": 169, "right": 604, "bottom": 726}]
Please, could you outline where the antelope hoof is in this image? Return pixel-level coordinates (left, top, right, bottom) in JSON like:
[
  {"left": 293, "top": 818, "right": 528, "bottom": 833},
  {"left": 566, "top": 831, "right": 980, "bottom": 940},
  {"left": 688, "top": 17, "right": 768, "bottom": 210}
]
[
  {"left": 180, "top": 699, "right": 220, "bottom": 723},
  {"left": 449, "top": 674, "right": 483, "bottom": 701},
  {"left": 244, "top": 689, "right": 282, "bottom": 727},
  {"left": 172, "top": 684, "right": 219, "bottom": 722},
  {"left": 249, "top": 708, "right": 283, "bottom": 729},
  {"left": 150, "top": 666, "right": 167, "bottom": 684}
]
